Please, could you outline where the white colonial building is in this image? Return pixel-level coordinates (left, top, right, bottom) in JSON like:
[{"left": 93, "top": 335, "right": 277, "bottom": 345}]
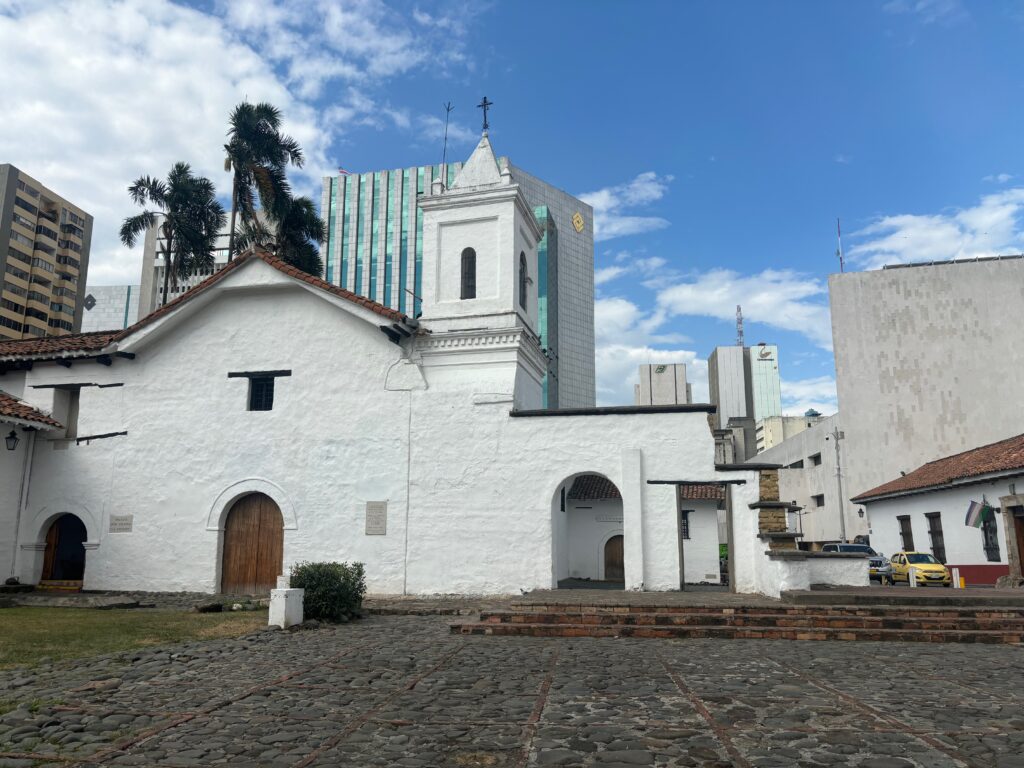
[{"left": 0, "top": 135, "right": 866, "bottom": 598}]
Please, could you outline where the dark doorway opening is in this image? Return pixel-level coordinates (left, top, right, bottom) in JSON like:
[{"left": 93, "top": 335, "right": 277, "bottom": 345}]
[{"left": 42, "top": 514, "right": 87, "bottom": 581}]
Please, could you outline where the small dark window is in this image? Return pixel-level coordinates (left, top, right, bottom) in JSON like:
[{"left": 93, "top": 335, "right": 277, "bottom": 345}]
[
  {"left": 518, "top": 252, "right": 528, "bottom": 310},
  {"left": 898, "top": 515, "right": 915, "bottom": 551},
  {"left": 925, "top": 512, "right": 946, "bottom": 563},
  {"left": 812, "top": 494, "right": 825, "bottom": 507},
  {"left": 788, "top": 460, "right": 804, "bottom": 469},
  {"left": 249, "top": 377, "right": 275, "bottom": 411},
  {"left": 809, "top": 453, "right": 822, "bottom": 466},
  {"left": 982, "top": 514, "right": 1001, "bottom": 562},
  {"left": 460, "top": 248, "right": 476, "bottom": 300},
  {"left": 681, "top": 509, "right": 692, "bottom": 540}
]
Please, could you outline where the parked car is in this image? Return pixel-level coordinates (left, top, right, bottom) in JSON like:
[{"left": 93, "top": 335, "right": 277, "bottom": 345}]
[
  {"left": 889, "top": 551, "right": 951, "bottom": 587},
  {"left": 820, "top": 543, "right": 892, "bottom": 583}
]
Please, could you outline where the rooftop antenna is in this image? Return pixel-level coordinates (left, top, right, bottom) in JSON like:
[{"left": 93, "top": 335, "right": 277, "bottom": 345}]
[
  {"left": 836, "top": 217, "right": 845, "bottom": 273},
  {"left": 736, "top": 305, "right": 744, "bottom": 347},
  {"left": 440, "top": 101, "right": 454, "bottom": 175}
]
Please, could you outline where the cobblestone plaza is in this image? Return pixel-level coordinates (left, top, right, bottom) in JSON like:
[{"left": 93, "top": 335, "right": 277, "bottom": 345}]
[{"left": 1, "top": 614, "right": 1023, "bottom": 767}]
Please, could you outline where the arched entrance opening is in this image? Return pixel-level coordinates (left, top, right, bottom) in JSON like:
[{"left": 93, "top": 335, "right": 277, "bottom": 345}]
[
  {"left": 551, "top": 473, "right": 624, "bottom": 589},
  {"left": 42, "top": 514, "right": 88, "bottom": 582},
  {"left": 221, "top": 493, "right": 284, "bottom": 595}
]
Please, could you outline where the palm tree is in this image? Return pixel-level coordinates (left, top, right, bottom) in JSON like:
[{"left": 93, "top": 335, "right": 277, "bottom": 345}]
[
  {"left": 120, "top": 163, "right": 227, "bottom": 307},
  {"left": 235, "top": 195, "right": 326, "bottom": 277},
  {"left": 224, "top": 101, "right": 304, "bottom": 260}
]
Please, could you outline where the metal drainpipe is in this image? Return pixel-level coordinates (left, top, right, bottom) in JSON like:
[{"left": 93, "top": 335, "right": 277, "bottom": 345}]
[{"left": 10, "top": 430, "right": 36, "bottom": 579}]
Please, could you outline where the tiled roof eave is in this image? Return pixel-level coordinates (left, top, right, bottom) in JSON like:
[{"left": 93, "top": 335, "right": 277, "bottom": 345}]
[{"left": 854, "top": 466, "right": 1024, "bottom": 504}]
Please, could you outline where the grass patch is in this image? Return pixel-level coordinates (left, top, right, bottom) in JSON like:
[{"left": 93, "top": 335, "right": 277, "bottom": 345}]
[{"left": 0, "top": 607, "right": 266, "bottom": 669}]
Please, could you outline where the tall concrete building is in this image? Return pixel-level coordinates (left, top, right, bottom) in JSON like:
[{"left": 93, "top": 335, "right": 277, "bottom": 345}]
[
  {"left": 755, "top": 411, "right": 825, "bottom": 453},
  {"left": 758, "top": 256, "right": 1024, "bottom": 546},
  {"left": 708, "top": 343, "right": 782, "bottom": 428},
  {"left": 634, "top": 363, "right": 692, "bottom": 405},
  {"left": 137, "top": 219, "right": 233, "bottom": 317},
  {"left": 0, "top": 165, "right": 92, "bottom": 339},
  {"left": 319, "top": 154, "right": 595, "bottom": 408}
]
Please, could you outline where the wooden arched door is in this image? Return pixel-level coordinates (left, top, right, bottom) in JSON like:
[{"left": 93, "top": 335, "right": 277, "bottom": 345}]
[
  {"left": 604, "top": 535, "right": 624, "bottom": 582},
  {"left": 41, "top": 514, "right": 87, "bottom": 581},
  {"left": 221, "top": 493, "right": 284, "bottom": 595}
]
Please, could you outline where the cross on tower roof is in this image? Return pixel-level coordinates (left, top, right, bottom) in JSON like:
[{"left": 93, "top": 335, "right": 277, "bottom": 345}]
[{"left": 477, "top": 96, "right": 493, "bottom": 132}]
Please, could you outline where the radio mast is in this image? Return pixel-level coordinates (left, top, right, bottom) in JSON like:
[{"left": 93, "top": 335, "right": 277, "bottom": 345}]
[{"left": 736, "top": 305, "right": 744, "bottom": 347}]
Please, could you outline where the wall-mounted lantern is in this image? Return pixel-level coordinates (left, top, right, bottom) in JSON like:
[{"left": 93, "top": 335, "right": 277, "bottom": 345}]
[{"left": 5, "top": 429, "right": 19, "bottom": 451}]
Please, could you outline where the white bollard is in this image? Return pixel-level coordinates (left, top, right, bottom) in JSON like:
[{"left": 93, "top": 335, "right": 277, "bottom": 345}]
[
  {"left": 951, "top": 567, "right": 961, "bottom": 588},
  {"left": 908, "top": 567, "right": 917, "bottom": 588},
  {"left": 269, "top": 574, "right": 304, "bottom": 629}
]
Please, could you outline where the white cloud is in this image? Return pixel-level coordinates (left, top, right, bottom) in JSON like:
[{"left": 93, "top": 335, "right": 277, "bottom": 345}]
[
  {"left": 594, "top": 266, "right": 629, "bottom": 286},
  {"left": 579, "top": 172, "right": 673, "bottom": 242},
  {"left": 983, "top": 173, "right": 1014, "bottom": 184},
  {"left": 883, "top": 0, "right": 966, "bottom": 24},
  {"left": 834, "top": 154, "right": 852, "bottom": 164},
  {"left": 594, "top": 253, "right": 669, "bottom": 288},
  {"left": 655, "top": 269, "right": 833, "bottom": 350},
  {"left": 594, "top": 296, "right": 701, "bottom": 405},
  {"left": 0, "top": 0, "right": 474, "bottom": 286},
  {"left": 848, "top": 188, "right": 1024, "bottom": 269},
  {"left": 780, "top": 376, "right": 837, "bottom": 417}
]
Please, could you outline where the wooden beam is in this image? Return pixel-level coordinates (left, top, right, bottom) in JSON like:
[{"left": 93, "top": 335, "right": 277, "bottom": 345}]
[
  {"left": 95, "top": 355, "right": 112, "bottom": 366},
  {"left": 57, "top": 359, "right": 73, "bottom": 368},
  {"left": 115, "top": 352, "right": 135, "bottom": 359},
  {"left": 227, "top": 370, "right": 292, "bottom": 379}
]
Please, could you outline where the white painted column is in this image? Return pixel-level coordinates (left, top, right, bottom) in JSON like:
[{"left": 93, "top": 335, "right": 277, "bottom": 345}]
[{"left": 621, "top": 448, "right": 645, "bottom": 591}]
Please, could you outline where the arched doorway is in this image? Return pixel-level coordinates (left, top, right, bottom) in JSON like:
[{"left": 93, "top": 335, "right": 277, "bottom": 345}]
[
  {"left": 221, "top": 493, "right": 283, "bottom": 595},
  {"left": 551, "top": 473, "right": 625, "bottom": 589},
  {"left": 604, "top": 535, "right": 624, "bottom": 581},
  {"left": 42, "top": 514, "right": 87, "bottom": 582}
]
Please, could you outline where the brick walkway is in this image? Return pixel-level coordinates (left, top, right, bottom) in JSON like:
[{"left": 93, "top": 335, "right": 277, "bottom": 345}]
[{"left": 2, "top": 614, "right": 1023, "bottom": 767}]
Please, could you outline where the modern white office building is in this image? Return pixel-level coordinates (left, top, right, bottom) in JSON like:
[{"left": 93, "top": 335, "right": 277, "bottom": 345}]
[{"left": 755, "top": 411, "right": 825, "bottom": 453}]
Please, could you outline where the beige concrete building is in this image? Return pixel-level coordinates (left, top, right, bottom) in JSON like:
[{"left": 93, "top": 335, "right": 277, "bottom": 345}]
[
  {"left": 0, "top": 165, "right": 92, "bottom": 340},
  {"left": 634, "top": 363, "right": 691, "bottom": 405},
  {"left": 755, "top": 411, "right": 825, "bottom": 453}
]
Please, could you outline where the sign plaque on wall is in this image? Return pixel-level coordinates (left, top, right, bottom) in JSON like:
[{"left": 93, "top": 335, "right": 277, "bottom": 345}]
[
  {"left": 365, "top": 501, "right": 388, "bottom": 535},
  {"left": 109, "top": 514, "right": 134, "bottom": 533}
]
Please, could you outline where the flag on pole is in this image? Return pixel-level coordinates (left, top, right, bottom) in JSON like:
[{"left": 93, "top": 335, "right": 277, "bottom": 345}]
[
  {"left": 964, "top": 500, "right": 994, "bottom": 528},
  {"left": 337, "top": 166, "right": 351, "bottom": 176}
]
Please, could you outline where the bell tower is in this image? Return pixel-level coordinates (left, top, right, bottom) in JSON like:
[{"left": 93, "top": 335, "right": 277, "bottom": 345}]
[{"left": 415, "top": 130, "right": 547, "bottom": 409}]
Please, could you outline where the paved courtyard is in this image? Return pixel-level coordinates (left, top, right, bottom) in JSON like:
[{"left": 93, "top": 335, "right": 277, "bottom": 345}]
[{"left": 1, "top": 614, "right": 1023, "bottom": 767}]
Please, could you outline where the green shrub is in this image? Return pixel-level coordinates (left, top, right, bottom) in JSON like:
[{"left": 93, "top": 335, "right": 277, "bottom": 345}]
[{"left": 289, "top": 561, "right": 366, "bottom": 622}]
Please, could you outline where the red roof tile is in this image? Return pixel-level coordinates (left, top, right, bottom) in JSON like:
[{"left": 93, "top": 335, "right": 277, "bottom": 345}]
[
  {"left": 0, "top": 250, "right": 409, "bottom": 362},
  {"left": 852, "top": 432, "right": 1024, "bottom": 503},
  {"left": 678, "top": 483, "right": 726, "bottom": 501},
  {"left": 567, "top": 475, "right": 622, "bottom": 501},
  {"left": 0, "top": 331, "right": 118, "bottom": 360},
  {"left": 0, "top": 390, "right": 62, "bottom": 429}
]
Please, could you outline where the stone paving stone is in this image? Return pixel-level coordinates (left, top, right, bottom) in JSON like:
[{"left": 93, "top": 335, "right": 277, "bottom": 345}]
[
  {"left": 728, "top": 728, "right": 962, "bottom": 767},
  {"left": 530, "top": 724, "right": 732, "bottom": 767},
  {"left": 311, "top": 721, "right": 524, "bottom": 767},
  {"left": 1, "top": 614, "right": 1023, "bottom": 767}
]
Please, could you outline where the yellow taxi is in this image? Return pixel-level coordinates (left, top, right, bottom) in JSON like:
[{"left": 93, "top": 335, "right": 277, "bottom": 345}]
[{"left": 889, "top": 551, "right": 951, "bottom": 587}]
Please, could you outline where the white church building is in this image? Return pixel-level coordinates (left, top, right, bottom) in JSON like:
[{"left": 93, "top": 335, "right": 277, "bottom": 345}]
[{"left": 0, "top": 135, "right": 865, "bottom": 597}]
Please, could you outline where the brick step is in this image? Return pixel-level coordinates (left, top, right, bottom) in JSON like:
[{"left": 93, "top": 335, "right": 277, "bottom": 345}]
[
  {"left": 452, "top": 621, "right": 1024, "bottom": 644},
  {"left": 781, "top": 590, "right": 1024, "bottom": 609},
  {"left": 503, "top": 604, "right": 1024, "bottom": 619},
  {"left": 35, "top": 580, "right": 83, "bottom": 593},
  {"left": 478, "top": 611, "right": 1024, "bottom": 632}
]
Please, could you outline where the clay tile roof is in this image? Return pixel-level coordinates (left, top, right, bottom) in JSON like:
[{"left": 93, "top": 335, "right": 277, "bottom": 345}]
[
  {"left": 678, "top": 483, "right": 726, "bottom": 501},
  {"left": 0, "top": 390, "right": 62, "bottom": 429},
  {"left": 852, "top": 432, "right": 1024, "bottom": 503},
  {"left": 567, "top": 475, "right": 622, "bottom": 501},
  {"left": 0, "top": 250, "right": 409, "bottom": 363},
  {"left": 0, "top": 330, "right": 118, "bottom": 361}
]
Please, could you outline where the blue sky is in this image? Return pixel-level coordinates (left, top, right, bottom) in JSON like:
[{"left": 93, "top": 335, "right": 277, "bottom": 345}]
[{"left": 3, "top": 0, "right": 1022, "bottom": 408}]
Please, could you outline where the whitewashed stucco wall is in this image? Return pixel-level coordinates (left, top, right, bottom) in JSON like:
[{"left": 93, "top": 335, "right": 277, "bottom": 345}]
[
  {"left": 866, "top": 478, "right": 1013, "bottom": 569},
  {"left": 9, "top": 266, "right": 738, "bottom": 596},
  {"left": 680, "top": 500, "right": 721, "bottom": 584},
  {"left": 566, "top": 498, "right": 623, "bottom": 581}
]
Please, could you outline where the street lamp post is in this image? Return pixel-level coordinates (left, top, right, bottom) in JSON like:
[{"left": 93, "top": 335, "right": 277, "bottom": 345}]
[{"left": 828, "top": 427, "right": 847, "bottom": 543}]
